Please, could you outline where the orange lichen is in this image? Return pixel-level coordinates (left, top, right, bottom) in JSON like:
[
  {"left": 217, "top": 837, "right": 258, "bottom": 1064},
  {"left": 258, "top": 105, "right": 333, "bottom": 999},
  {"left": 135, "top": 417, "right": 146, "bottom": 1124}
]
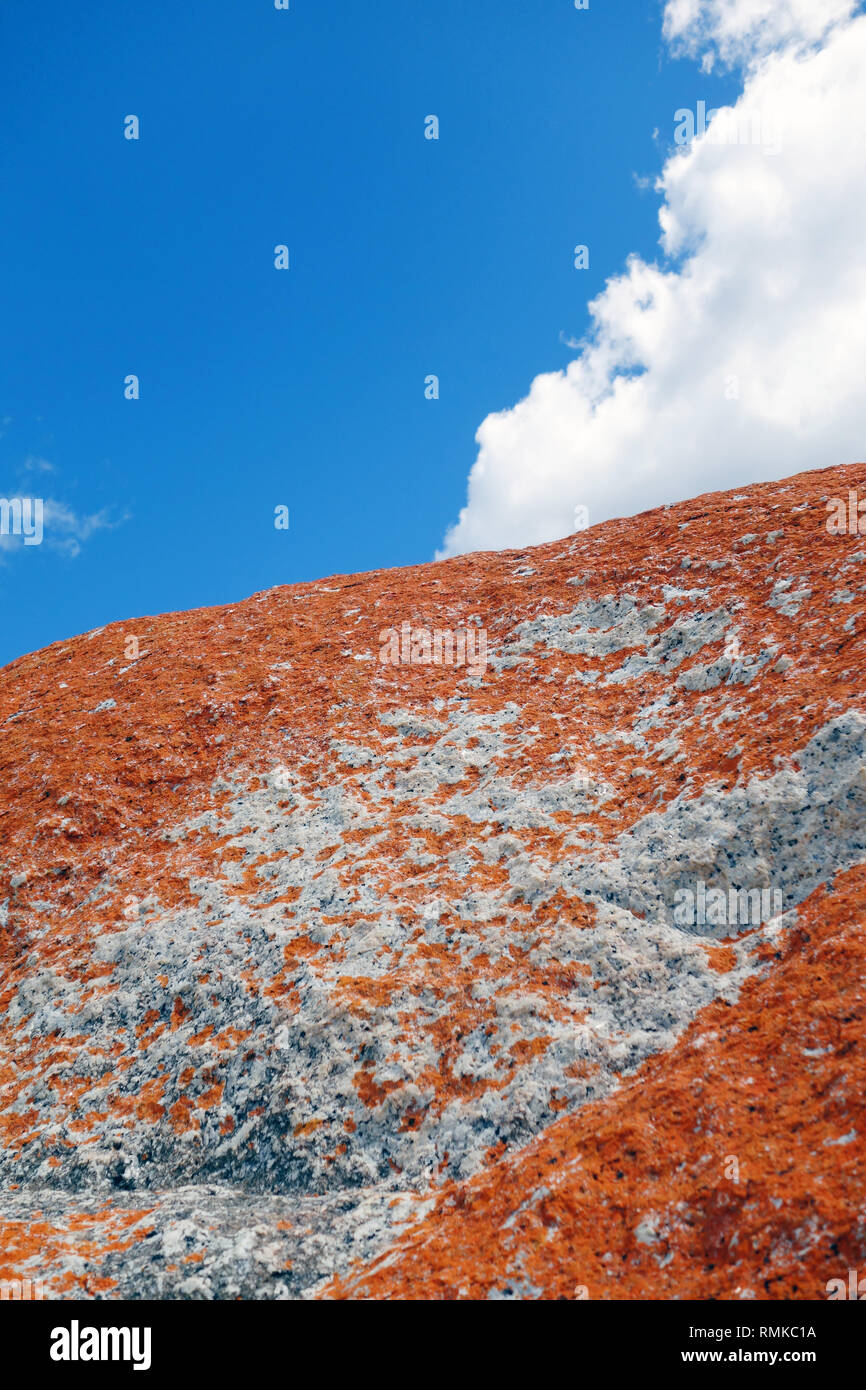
[
  {"left": 1, "top": 462, "right": 864, "bottom": 1299},
  {"left": 327, "top": 865, "right": 866, "bottom": 1300}
]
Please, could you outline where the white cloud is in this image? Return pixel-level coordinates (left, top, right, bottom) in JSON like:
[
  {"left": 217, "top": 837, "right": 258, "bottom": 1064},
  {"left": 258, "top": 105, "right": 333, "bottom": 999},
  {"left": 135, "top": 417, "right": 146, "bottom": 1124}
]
[
  {"left": 439, "top": 0, "right": 866, "bottom": 558},
  {"left": 0, "top": 487, "right": 126, "bottom": 559},
  {"left": 663, "top": 0, "right": 857, "bottom": 67},
  {"left": 41, "top": 500, "right": 123, "bottom": 557}
]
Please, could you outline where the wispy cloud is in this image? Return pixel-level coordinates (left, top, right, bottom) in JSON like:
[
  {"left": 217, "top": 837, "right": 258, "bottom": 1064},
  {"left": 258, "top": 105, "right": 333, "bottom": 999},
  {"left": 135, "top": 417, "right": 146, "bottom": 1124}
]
[
  {"left": 0, "top": 457, "right": 129, "bottom": 559},
  {"left": 41, "top": 500, "right": 129, "bottom": 558}
]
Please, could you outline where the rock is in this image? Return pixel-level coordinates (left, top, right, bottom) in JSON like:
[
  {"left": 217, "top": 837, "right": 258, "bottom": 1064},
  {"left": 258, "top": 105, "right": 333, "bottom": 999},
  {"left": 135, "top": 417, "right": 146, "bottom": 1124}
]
[{"left": 0, "top": 461, "right": 864, "bottom": 1300}]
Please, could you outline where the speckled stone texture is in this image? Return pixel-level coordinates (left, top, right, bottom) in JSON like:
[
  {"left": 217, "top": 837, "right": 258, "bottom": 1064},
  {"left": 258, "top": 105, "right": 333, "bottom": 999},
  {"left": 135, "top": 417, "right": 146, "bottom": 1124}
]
[{"left": 1, "top": 462, "right": 864, "bottom": 1299}]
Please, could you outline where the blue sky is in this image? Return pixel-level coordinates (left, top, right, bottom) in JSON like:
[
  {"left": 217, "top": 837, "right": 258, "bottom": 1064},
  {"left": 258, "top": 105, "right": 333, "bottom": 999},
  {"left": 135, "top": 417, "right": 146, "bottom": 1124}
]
[{"left": 0, "top": 0, "right": 744, "bottom": 666}]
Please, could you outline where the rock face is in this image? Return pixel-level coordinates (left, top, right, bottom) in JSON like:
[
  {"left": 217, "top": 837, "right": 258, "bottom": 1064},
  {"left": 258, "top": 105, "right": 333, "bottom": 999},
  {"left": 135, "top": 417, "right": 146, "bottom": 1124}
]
[{"left": 1, "top": 461, "right": 864, "bottom": 1300}]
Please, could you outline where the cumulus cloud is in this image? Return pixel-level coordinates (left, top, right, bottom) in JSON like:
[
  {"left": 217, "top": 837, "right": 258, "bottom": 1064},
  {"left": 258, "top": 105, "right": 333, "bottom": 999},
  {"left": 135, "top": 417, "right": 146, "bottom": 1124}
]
[
  {"left": 439, "top": 0, "right": 866, "bottom": 558},
  {"left": 664, "top": 0, "right": 857, "bottom": 66}
]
